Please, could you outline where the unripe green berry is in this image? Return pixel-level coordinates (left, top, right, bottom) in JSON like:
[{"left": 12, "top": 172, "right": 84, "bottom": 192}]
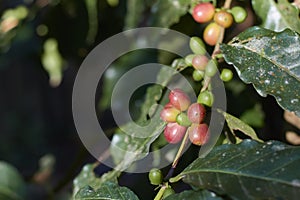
[
  {"left": 148, "top": 168, "right": 163, "bottom": 185},
  {"left": 189, "top": 37, "right": 206, "bottom": 55},
  {"left": 176, "top": 112, "right": 192, "bottom": 127},
  {"left": 197, "top": 91, "right": 214, "bottom": 107},
  {"left": 185, "top": 54, "right": 195, "bottom": 66},
  {"left": 231, "top": 6, "right": 247, "bottom": 23},
  {"left": 193, "top": 70, "right": 205, "bottom": 81},
  {"left": 163, "top": 187, "right": 175, "bottom": 199},
  {"left": 220, "top": 68, "right": 233, "bottom": 82},
  {"left": 205, "top": 59, "right": 218, "bottom": 77}
]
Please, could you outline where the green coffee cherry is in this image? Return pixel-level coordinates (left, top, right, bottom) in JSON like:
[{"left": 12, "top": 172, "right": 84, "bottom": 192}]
[
  {"left": 148, "top": 168, "right": 163, "bottom": 185},
  {"left": 163, "top": 187, "right": 175, "bottom": 199},
  {"left": 193, "top": 70, "right": 205, "bottom": 81},
  {"left": 176, "top": 112, "right": 192, "bottom": 127},
  {"left": 185, "top": 54, "right": 195, "bottom": 66},
  {"left": 220, "top": 68, "right": 233, "bottom": 82},
  {"left": 205, "top": 59, "right": 218, "bottom": 77},
  {"left": 189, "top": 37, "right": 206, "bottom": 55},
  {"left": 197, "top": 91, "right": 214, "bottom": 107},
  {"left": 231, "top": 6, "right": 247, "bottom": 23}
]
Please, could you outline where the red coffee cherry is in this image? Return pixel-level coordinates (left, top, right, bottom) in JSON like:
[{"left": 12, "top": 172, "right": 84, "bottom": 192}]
[
  {"left": 169, "top": 89, "right": 191, "bottom": 111},
  {"left": 164, "top": 122, "right": 187, "bottom": 144},
  {"left": 192, "top": 3, "right": 215, "bottom": 23},
  {"left": 187, "top": 103, "right": 206, "bottom": 124},
  {"left": 188, "top": 123, "right": 209, "bottom": 145}
]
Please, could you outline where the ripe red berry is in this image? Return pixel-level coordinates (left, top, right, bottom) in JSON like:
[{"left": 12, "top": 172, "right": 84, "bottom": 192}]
[
  {"left": 214, "top": 10, "right": 233, "bottom": 28},
  {"left": 169, "top": 89, "right": 191, "bottom": 111},
  {"left": 203, "top": 22, "right": 222, "bottom": 46},
  {"left": 164, "top": 122, "right": 187, "bottom": 144},
  {"left": 188, "top": 123, "right": 209, "bottom": 145},
  {"left": 187, "top": 103, "right": 206, "bottom": 124},
  {"left": 160, "top": 107, "right": 180, "bottom": 123},
  {"left": 192, "top": 3, "right": 215, "bottom": 23},
  {"left": 192, "top": 55, "right": 209, "bottom": 70}
]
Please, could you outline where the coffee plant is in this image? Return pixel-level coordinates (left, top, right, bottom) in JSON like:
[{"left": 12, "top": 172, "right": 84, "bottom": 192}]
[{"left": 0, "top": 0, "right": 300, "bottom": 200}]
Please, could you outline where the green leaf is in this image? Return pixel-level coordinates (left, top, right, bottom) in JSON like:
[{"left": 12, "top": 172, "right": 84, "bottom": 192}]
[
  {"left": 171, "top": 140, "right": 300, "bottom": 200},
  {"left": 110, "top": 111, "right": 166, "bottom": 171},
  {"left": 75, "top": 182, "right": 139, "bottom": 200},
  {"left": 72, "top": 164, "right": 120, "bottom": 198},
  {"left": 0, "top": 161, "right": 25, "bottom": 200},
  {"left": 165, "top": 190, "right": 222, "bottom": 200},
  {"left": 252, "top": 0, "right": 300, "bottom": 33},
  {"left": 150, "top": 0, "right": 190, "bottom": 27},
  {"left": 218, "top": 109, "right": 263, "bottom": 143},
  {"left": 220, "top": 27, "right": 300, "bottom": 117}
]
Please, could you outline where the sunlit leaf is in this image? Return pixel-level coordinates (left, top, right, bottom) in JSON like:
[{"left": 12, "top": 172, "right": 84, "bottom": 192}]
[
  {"left": 221, "top": 27, "right": 300, "bottom": 117},
  {"left": 252, "top": 0, "right": 300, "bottom": 33}
]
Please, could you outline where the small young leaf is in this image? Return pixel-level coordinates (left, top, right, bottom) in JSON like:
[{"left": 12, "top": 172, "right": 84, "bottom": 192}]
[
  {"left": 171, "top": 140, "right": 300, "bottom": 200},
  {"left": 75, "top": 182, "right": 139, "bottom": 200},
  {"left": 221, "top": 27, "right": 300, "bottom": 117},
  {"left": 218, "top": 109, "right": 263, "bottom": 143},
  {"left": 165, "top": 190, "right": 222, "bottom": 200},
  {"left": 252, "top": 0, "right": 300, "bottom": 33}
]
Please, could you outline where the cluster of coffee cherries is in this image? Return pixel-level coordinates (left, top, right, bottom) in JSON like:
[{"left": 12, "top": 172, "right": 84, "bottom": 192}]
[
  {"left": 192, "top": 2, "right": 247, "bottom": 46},
  {"left": 160, "top": 88, "right": 209, "bottom": 146},
  {"left": 186, "top": 36, "right": 233, "bottom": 91}
]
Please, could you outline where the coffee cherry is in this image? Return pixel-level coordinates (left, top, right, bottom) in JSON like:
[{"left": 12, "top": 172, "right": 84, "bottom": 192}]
[
  {"left": 148, "top": 168, "right": 163, "bottom": 185},
  {"left": 160, "top": 107, "right": 180, "bottom": 123},
  {"left": 192, "top": 3, "right": 215, "bottom": 23},
  {"left": 214, "top": 10, "right": 233, "bottom": 28},
  {"left": 189, "top": 37, "right": 206, "bottom": 55},
  {"left": 197, "top": 91, "right": 214, "bottom": 107},
  {"left": 193, "top": 70, "right": 205, "bottom": 81},
  {"left": 188, "top": 123, "right": 209, "bottom": 145},
  {"left": 220, "top": 68, "right": 233, "bottom": 82},
  {"left": 185, "top": 54, "right": 195, "bottom": 66},
  {"left": 231, "top": 6, "right": 247, "bottom": 23},
  {"left": 203, "top": 22, "right": 222, "bottom": 46},
  {"left": 192, "top": 55, "right": 209, "bottom": 70},
  {"left": 187, "top": 103, "right": 206, "bottom": 124},
  {"left": 176, "top": 112, "right": 191, "bottom": 127},
  {"left": 205, "top": 59, "right": 218, "bottom": 77},
  {"left": 169, "top": 89, "right": 191, "bottom": 111},
  {"left": 163, "top": 187, "right": 175, "bottom": 199},
  {"left": 164, "top": 123, "right": 187, "bottom": 144}
]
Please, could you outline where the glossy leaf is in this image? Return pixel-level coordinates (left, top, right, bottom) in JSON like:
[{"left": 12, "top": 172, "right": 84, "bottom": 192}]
[
  {"left": 221, "top": 27, "right": 300, "bottom": 117},
  {"left": 218, "top": 109, "right": 263, "bottom": 143},
  {"left": 165, "top": 190, "right": 222, "bottom": 200},
  {"left": 252, "top": 0, "right": 300, "bottom": 33},
  {"left": 75, "top": 182, "right": 139, "bottom": 200},
  {"left": 0, "top": 161, "right": 25, "bottom": 200},
  {"left": 171, "top": 140, "right": 300, "bottom": 200}
]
